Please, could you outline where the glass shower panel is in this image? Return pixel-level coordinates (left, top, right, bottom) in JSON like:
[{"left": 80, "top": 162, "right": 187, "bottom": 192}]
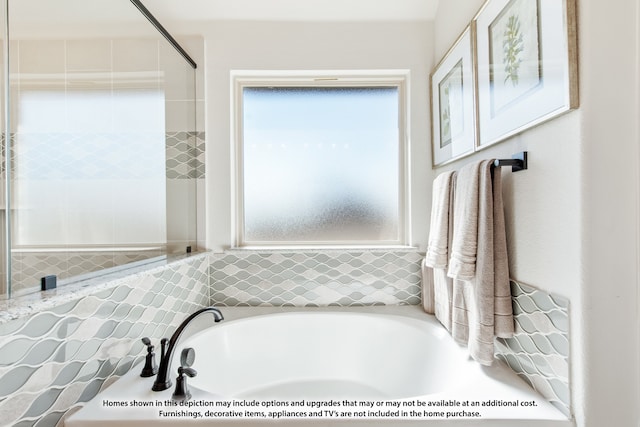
[
  {"left": 0, "top": 0, "right": 7, "bottom": 298},
  {"left": 161, "top": 40, "right": 199, "bottom": 255},
  {"left": 5, "top": 0, "right": 198, "bottom": 297}
]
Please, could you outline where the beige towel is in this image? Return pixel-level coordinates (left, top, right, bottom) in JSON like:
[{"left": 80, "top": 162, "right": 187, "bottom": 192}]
[
  {"left": 490, "top": 162, "right": 514, "bottom": 338},
  {"left": 433, "top": 267, "right": 455, "bottom": 332},
  {"left": 449, "top": 160, "right": 514, "bottom": 365},
  {"left": 447, "top": 162, "right": 481, "bottom": 281},
  {"left": 422, "top": 171, "right": 456, "bottom": 320},
  {"left": 425, "top": 171, "right": 456, "bottom": 269},
  {"left": 421, "top": 261, "right": 435, "bottom": 314},
  {"left": 422, "top": 261, "right": 457, "bottom": 327}
]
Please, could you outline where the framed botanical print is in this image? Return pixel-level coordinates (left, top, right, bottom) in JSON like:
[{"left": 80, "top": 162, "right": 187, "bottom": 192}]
[
  {"left": 430, "top": 25, "right": 477, "bottom": 167},
  {"left": 475, "top": 0, "right": 578, "bottom": 148}
]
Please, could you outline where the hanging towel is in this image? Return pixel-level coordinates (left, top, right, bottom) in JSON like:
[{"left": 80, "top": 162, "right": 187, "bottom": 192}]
[
  {"left": 448, "top": 160, "right": 514, "bottom": 365},
  {"left": 433, "top": 267, "right": 455, "bottom": 332},
  {"left": 422, "top": 171, "right": 457, "bottom": 330},
  {"left": 421, "top": 260, "right": 435, "bottom": 314},
  {"left": 422, "top": 260, "right": 456, "bottom": 327},
  {"left": 490, "top": 161, "right": 514, "bottom": 338},
  {"left": 447, "top": 162, "right": 481, "bottom": 281},
  {"left": 425, "top": 171, "right": 456, "bottom": 269}
]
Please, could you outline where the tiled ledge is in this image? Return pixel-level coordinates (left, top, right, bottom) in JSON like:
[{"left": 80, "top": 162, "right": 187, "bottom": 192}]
[{"left": 0, "top": 252, "right": 210, "bottom": 325}]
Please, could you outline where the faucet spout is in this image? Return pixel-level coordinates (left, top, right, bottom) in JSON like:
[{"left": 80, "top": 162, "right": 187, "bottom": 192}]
[{"left": 152, "top": 307, "right": 223, "bottom": 392}]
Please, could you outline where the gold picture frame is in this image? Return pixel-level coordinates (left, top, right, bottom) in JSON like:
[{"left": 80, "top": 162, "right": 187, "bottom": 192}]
[
  {"left": 475, "top": 0, "right": 578, "bottom": 148},
  {"left": 430, "top": 25, "right": 477, "bottom": 167}
]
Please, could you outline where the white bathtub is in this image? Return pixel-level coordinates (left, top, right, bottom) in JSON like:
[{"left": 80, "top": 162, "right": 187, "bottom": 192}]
[
  {"left": 187, "top": 310, "right": 466, "bottom": 400},
  {"left": 66, "top": 306, "right": 573, "bottom": 427}
]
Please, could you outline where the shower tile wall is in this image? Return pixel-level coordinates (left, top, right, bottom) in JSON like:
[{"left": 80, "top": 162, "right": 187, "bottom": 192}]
[
  {"left": 495, "top": 281, "right": 571, "bottom": 417},
  {"left": 0, "top": 254, "right": 209, "bottom": 427},
  {"left": 165, "top": 130, "right": 205, "bottom": 252},
  {"left": 209, "top": 250, "right": 423, "bottom": 306},
  {"left": 165, "top": 131, "right": 205, "bottom": 180}
]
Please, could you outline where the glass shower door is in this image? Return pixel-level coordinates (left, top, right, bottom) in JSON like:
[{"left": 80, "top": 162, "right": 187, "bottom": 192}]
[{"left": 2, "top": 0, "right": 199, "bottom": 298}]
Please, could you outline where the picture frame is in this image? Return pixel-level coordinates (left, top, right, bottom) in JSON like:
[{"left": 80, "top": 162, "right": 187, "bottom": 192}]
[
  {"left": 475, "top": 0, "right": 578, "bottom": 148},
  {"left": 430, "top": 25, "right": 477, "bottom": 167}
]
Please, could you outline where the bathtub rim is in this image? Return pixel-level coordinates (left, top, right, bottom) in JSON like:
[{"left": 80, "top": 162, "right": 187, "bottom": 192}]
[
  {"left": 177, "top": 305, "right": 571, "bottom": 420},
  {"left": 64, "top": 305, "right": 575, "bottom": 427},
  {"left": 181, "top": 307, "right": 466, "bottom": 399}
]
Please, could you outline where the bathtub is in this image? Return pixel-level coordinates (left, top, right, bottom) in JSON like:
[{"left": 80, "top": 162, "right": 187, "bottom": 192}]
[{"left": 66, "top": 306, "right": 573, "bottom": 427}]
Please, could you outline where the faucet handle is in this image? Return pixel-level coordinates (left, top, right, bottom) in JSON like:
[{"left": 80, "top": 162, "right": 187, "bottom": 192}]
[
  {"left": 179, "top": 366, "right": 197, "bottom": 377},
  {"left": 180, "top": 347, "right": 196, "bottom": 368},
  {"left": 172, "top": 366, "right": 197, "bottom": 401},
  {"left": 140, "top": 337, "right": 158, "bottom": 377},
  {"left": 172, "top": 349, "right": 197, "bottom": 401}
]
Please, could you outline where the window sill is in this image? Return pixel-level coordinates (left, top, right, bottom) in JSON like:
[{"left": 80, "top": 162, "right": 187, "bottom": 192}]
[{"left": 226, "top": 245, "right": 420, "bottom": 253}]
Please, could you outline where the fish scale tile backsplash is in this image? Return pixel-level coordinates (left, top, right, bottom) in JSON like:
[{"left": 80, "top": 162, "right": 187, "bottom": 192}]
[
  {"left": 0, "top": 251, "right": 572, "bottom": 426},
  {"left": 495, "top": 281, "right": 571, "bottom": 417},
  {"left": 0, "top": 254, "right": 209, "bottom": 427},
  {"left": 166, "top": 131, "right": 205, "bottom": 179},
  {"left": 209, "top": 251, "right": 423, "bottom": 306}
]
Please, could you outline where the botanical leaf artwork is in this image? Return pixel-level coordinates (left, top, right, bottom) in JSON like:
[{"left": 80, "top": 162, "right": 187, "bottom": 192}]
[
  {"left": 488, "top": 0, "right": 540, "bottom": 113},
  {"left": 441, "top": 84, "right": 452, "bottom": 146},
  {"left": 502, "top": 15, "right": 524, "bottom": 86},
  {"left": 438, "top": 61, "right": 463, "bottom": 148},
  {"left": 432, "top": 29, "right": 474, "bottom": 165},
  {"left": 477, "top": 0, "right": 576, "bottom": 147}
]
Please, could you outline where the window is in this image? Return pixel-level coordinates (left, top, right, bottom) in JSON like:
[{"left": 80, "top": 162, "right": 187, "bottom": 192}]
[{"left": 234, "top": 72, "right": 408, "bottom": 247}]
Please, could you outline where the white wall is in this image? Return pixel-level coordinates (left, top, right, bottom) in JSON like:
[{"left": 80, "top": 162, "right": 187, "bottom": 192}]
[
  {"left": 196, "top": 21, "right": 434, "bottom": 250},
  {"left": 433, "top": 1, "right": 639, "bottom": 426},
  {"left": 578, "top": 0, "right": 639, "bottom": 426},
  {"left": 171, "top": 3, "right": 640, "bottom": 425}
]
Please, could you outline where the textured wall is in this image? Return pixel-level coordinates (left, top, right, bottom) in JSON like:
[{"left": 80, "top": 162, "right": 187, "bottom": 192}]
[
  {"left": 0, "top": 254, "right": 209, "bottom": 427},
  {"left": 210, "top": 250, "right": 423, "bottom": 306},
  {"left": 166, "top": 131, "right": 205, "bottom": 180},
  {"left": 496, "top": 281, "right": 570, "bottom": 417},
  {"left": 0, "top": 251, "right": 573, "bottom": 426}
]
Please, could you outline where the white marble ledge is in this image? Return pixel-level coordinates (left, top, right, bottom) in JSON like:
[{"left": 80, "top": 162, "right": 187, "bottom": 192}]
[{"left": 0, "top": 252, "right": 210, "bottom": 325}]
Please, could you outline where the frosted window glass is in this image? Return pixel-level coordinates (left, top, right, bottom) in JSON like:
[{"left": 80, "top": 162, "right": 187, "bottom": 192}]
[{"left": 242, "top": 86, "right": 400, "bottom": 244}]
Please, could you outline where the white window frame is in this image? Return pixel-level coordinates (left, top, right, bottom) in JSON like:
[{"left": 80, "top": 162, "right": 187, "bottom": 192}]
[{"left": 231, "top": 70, "right": 411, "bottom": 248}]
